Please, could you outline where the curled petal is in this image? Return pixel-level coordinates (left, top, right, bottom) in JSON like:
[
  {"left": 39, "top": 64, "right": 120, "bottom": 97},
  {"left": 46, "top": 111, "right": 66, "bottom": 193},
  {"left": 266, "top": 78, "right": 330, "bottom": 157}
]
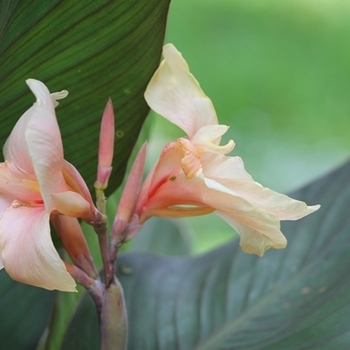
[
  {"left": 217, "top": 211, "right": 287, "bottom": 256},
  {"left": 62, "top": 160, "right": 95, "bottom": 210},
  {"left": 3, "top": 80, "right": 68, "bottom": 175},
  {"left": 218, "top": 179, "right": 320, "bottom": 220},
  {"left": 52, "top": 191, "right": 93, "bottom": 221},
  {"left": 0, "top": 206, "right": 76, "bottom": 291},
  {"left": 24, "top": 80, "right": 68, "bottom": 210},
  {"left": 144, "top": 44, "right": 218, "bottom": 138},
  {"left": 202, "top": 154, "right": 320, "bottom": 220},
  {"left": 191, "top": 125, "right": 235, "bottom": 154},
  {"left": 50, "top": 90, "right": 69, "bottom": 107}
]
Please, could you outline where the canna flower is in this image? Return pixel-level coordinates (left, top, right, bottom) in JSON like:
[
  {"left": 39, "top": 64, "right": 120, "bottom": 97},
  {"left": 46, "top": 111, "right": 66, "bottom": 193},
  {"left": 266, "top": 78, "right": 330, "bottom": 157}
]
[
  {"left": 0, "top": 79, "right": 98, "bottom": 291},
  {"left": 136, "top": 44, "right": 320, "bottom": 256}
]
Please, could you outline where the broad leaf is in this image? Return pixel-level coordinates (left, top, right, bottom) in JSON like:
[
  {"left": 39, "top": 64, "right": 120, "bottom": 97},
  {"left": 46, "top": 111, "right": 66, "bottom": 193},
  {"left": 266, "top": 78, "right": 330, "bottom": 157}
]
[
  {"left": 0, "top": 273, "right": 52, "bottom": 349},
  {"left": 132, "top": 217, "right": 192, "bottom": 256},
  {"left": 0, "top": 0, "right": 170, "bottom": 195},
  {"left": 61, "top": 291, "right": 100, "bottom": 350}
]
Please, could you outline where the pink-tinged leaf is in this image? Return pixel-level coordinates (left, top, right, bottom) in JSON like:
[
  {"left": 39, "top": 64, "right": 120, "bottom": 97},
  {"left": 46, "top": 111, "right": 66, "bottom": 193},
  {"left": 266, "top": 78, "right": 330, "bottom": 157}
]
[
  {"left": 144, "top": 44, "right": 218, "bottom": 138},
  {"left": 0, "top": 206, "right": 76, "bottom": 291}
]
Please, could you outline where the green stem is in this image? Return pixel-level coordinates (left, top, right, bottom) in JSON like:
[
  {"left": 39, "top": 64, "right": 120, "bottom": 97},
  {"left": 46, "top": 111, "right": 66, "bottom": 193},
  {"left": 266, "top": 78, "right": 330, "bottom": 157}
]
[{"left": 94, "top": 221, "right": 114, "bottom": 286}]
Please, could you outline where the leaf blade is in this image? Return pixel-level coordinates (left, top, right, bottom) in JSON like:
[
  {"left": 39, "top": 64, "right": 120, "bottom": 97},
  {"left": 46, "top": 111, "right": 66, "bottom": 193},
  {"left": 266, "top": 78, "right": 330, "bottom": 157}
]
[{"left": 0, "top": 0, "right": 170, "bottom": 195}]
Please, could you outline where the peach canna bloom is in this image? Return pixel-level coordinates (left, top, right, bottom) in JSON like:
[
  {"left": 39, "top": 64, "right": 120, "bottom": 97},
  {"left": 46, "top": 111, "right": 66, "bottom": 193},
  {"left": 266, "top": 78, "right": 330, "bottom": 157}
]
[
  {"left": 0, "top": 79, "right": 97, "bottom": 291},
  {"left": 136, "top": 44, "right": 320, "bottom": 256}
]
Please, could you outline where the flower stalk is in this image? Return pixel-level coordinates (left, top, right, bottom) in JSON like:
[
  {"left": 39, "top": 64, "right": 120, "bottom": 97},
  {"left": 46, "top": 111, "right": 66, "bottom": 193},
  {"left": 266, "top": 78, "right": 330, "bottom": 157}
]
[
  {"left": 100, "top": 277, "right": 128, "bottom": 350},
  {"left": 92, "top": 99, "right": 128, "bottom": 349}
]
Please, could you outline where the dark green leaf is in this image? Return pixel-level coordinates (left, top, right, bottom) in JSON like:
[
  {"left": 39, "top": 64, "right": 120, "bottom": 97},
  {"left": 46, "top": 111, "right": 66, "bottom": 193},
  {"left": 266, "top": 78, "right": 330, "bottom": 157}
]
[
  {"left": 116, "top": 159, "right": 350, "bottom": 349},
  {"left": 0, "top": 0, "right": 170, "bottom": 195},
  {"left": 0, "top": 272, "right": 53, "bottom": 349},
  {"left": 132, "top": 217, "right": 192, "bottom": 256},
  {"left": 61, "top": 291, "right": 100, "bottom": 350}
]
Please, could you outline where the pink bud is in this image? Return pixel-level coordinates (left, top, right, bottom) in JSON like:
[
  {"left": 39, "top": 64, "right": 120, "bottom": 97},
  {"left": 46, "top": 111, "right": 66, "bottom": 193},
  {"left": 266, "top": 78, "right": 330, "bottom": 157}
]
[
  {"left": 95, "top": 98, "right": 115, "bottom": 189},
  {"left": 111, "top": 143, "right": 146, "bottom": 245},
  {"left": 51, "top": 215, "right": 98, "bottom": 279},
  {"left": 116, "top": 142, "right": 147, "bottom": 224}
]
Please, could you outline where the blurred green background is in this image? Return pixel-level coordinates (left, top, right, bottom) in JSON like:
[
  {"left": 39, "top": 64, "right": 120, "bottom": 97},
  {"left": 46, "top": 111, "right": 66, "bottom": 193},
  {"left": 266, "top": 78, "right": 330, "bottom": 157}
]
[{"left": 113, "top": 0, "right": 350, "bottom": 255}]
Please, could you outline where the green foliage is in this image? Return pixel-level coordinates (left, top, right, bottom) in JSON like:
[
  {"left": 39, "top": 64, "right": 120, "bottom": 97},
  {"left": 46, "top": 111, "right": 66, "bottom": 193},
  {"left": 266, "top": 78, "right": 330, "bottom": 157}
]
[
  {"left": 132, "top": 217, "right": 192, "bottom": 256},
  {"left": 0, "top": 273, "right": 52, "bottom": 349},
  {"left": 0, "top": 0, "right": 170, "bottom": 195}
]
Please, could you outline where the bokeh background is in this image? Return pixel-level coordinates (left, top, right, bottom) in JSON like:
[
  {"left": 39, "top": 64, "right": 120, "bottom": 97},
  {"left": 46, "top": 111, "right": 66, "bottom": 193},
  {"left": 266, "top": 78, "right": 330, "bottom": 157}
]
[{"left": 112, "top": 0, "right": 350, "bottom": 255}]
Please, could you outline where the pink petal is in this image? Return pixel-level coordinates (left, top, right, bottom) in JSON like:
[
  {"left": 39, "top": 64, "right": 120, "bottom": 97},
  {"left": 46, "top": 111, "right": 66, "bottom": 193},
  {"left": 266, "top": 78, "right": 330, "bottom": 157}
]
[
  {"left": 52, "top": 191, "right": 93, "bottom": 221},
  {"left": 217, "top": 211, "right": 287, "bottom": 256},
  {"left": 144, "top": 44, "right": 218, "bottom": 138},
  {"left": 136, "top": 143, "right": 185, "bottom": 218},
  {"left": 23, "top": 80, "right": 68, "bottom": 209},
  {"left": 191, "top": 125, "right": 235, "bottom": 154},
  {"left": 0, "top": 205, "right": 76, "bottom": 291},
  {"left": 139, "top": 166, "right": 288, "bottom": 256},
  {"left": 51, "top": 215, "right": 96, "bottom": 278},
  {"left": 218, "top": 179, "right": 319, "bottom": 220},
  {"left": 201, "top": 154, "right": 320, "bottom": 220},
  {"left": 0, "top": 161, "right": 41, "bottom": 202},
  {"left": 62, "top": 160, "right": 95, "bottom": 210},
  {"left": 3, "top": 103, "right": 36, "bottom": 173},
  {"left": 0, "top": 195, "right": 11, "bottom": 219},
  {"left": 201, "top": 153, "right": 253, "bottom": 181}
]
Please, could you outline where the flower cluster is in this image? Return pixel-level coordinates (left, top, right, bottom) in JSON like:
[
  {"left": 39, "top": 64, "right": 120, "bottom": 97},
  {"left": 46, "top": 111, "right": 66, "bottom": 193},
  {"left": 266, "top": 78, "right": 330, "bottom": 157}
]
[{"left": 0, "top": 44, "right": 319, "bottom": 292}]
